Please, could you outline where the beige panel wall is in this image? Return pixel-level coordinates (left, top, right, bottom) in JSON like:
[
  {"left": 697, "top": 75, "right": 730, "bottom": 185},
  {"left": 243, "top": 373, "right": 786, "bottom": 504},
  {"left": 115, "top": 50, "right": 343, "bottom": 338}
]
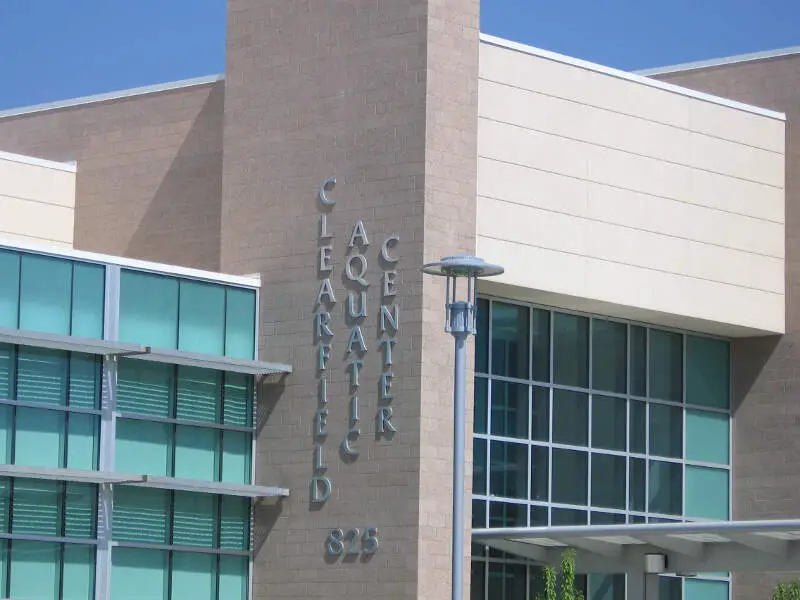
[
  {"left": 0, "top": 152, "right": 76, "bottom": 248},
  {"left": 476, "top": 40, "right": 786, "bottom": 336}
]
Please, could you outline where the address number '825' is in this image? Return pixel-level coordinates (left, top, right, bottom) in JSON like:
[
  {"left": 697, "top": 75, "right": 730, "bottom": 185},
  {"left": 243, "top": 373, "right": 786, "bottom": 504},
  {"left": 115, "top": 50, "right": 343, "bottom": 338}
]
[{"left": 325, "top": 527, "right": 379, "bottom": 556}]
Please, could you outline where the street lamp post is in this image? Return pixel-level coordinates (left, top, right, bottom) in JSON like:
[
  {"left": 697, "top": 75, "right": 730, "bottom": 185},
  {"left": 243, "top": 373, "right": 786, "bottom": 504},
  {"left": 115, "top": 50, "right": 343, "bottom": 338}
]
[{"left": 421, "top": 255, "right": 505, "bottom": 600}]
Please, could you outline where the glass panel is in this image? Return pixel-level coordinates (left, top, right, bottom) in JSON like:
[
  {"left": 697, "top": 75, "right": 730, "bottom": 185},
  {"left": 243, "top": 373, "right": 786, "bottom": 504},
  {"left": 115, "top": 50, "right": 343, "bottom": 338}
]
[
  {"left": 0, "top": 250, "right": 20, "bottom": 328},
  {"left": 13, "top": 480, "right": 60, "bottom": 536},
  {"left": 118, "top": 270, "right": 179, "bottom": 349},
  {"left": 179, "top": 280, "right": 226, "bottom": 355},
  {"left": 15, "top": 408, "right": 65, "bottom": 468},
  {"left": 532, "top": 308, "right": 551, "bottom": 383},
  {"left": 649, "top": 461, "right": 682, "bottom": 515},
  {"left": 113, "top": 487, "right": 169, "bottom": 543},
  {"left": 490, "top": 381, "right": 528, "bottom": 439},
  {"left": 506, "top": 563, "right": 527, "bottom": 600},
  {"left": 9, "top": 540, "right": 59, "bottom": 600},
  {"left": 530, "top": 505, "right": 548, "bottom": 526},
  {"left": 686, "top": 410, "right": 730, "bottom": 465},
  {"left": 0, "top": 479, "right": 10, "bottom": 532},
  {"left": 225, "top": 287, "right": 257, "bottom": 360},
  {"left": 476, "top": 298, "right": 489, "bottom": 374},
  {"left": 531, "top": 386, "right": 550, "bottom": 442},
  {"left": 487, "top": 562, "right": 504, "bottom": 600},
  {"left": 530, "top": 566, "right": 547, "bottom": 600},
  {"left": 553, "top": 312, "right": 589, "bottom": 387},
  {"left": 473, "top": 437, "right": 487, "bottom": 494},
  {"left": 552, "top": 449, "right": 588, "bottom": 505},
  {"left": 685, "top": 466, "right": 729, "bottom": 520},
  {"left": 173, "top": 492, "right": 216, "bottom": 547},
  {"left": 64, "top": 483, "right": 97, "bottom": 539},
  {"left": 71, "top": 262, "right": 105, "bottom": 339},
  {"left": 172, "top": 552, "right": 215, "bottom": 600},
  {"left": 629, "top": 458, "right": 646, "bottom": 512},
  {"left": 659, "top": 576, "right": 682, "bottom": 600},
  {"left": 19, "top": 254, "right": 72, "bottom": 335},
  {"left": 472, "top": 499, "right": 486, "bottom": 528},
  {"left": 0, "top": 406, "right": 11, "bottom": 464},
  {"left": 174, "top": 425, "right": 218, "bottom": 481},
  {"left": 221, "top": 431, "right": 251, "bottom": 485},
  {"left": 553, "top": 389, "right": 588, "bottom": 446},
  {"left": 591, "top": 454, "right": 626, "bottom": 510},
  {"left": 630, "top": 400, "right": 646, "bottom": 453},
  {"left": 0, "top": 344, "right": 14, "bottom": 399},
  {"left": 686, "top": 336, "right": 730, "bottom": 409},
  {"left": 68, "top": 354, "right": 100, "bottom": 410},
  {"left": 489, "top": 502, "right": 527, "bottom": 528},
  {"left": 589, "top": 573, "right": 625, "bottom": 600},
  {"left": 592, "top": 395, "right": 626, "bottom": 451},
  {"left": 650, "top": 403, "right": 682, "bottom": 459},
  {"left": 17, "top": 348, "right": 67, "bottom": 406},
  {"left": 223, "top": 374, "right": 252, "bottom": 427},
  {"left": 630, "top": 325, "right": 647, "bottom": 396},
  {"left": 218, "top": 555, "right": 248, "bottom": 600},
  {"left": 649, "top": 329, "right": 683, "bottom": 402},
  {"left": 117, "top": 360, "right": 173, "bottom": 417},
  {"left": 591, "top": 512, "right": 626, "bottom": 525},
  {"left": 684, "top": 579, "right": 727, "bottom": 600},
  {"left": 115, "top": 420, "right": 171, "bottom": 476},
  {"left": 474, "top": 378, "right": 487, "bottom": 435},
  {"left": 489, "top": 440, "right": 528, "bottom": 500},
  {"left": 67, "top": 413, "right": 99, "bottom": 470},
  {"left": 551, "top": 508, "right": 587, "bottom": 525},
  {"left": 471, "top": 560, "right": 485, "bottom": 600},
  {"left": 531, "top": 446, "right": 549, "bottom": 501},
  {"left": 111, "top": 547, "right": 169, "bottom": 600},
  {"left": 221, "top": 495, "right": 251, "bottom": 550},
  {"left": 62, "top": 544, "right": 95, "bottom": 600},
  {"left": 176, "top": 367, "right": 222, "bottom": 423},
  {"left": 490, "top": 302, "right": 529, "bottom": 379},
  {"left": 592, "top": 319, "right": 627, "bottom": 393}
]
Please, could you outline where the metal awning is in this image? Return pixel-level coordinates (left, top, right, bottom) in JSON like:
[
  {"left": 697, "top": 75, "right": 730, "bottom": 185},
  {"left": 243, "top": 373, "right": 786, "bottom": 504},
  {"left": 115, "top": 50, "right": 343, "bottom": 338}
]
[
  {"left": 0, "top": 465, "right": 289, "bottom": 503},
  {"left": 0, "top": 327, "right": 292, "bottom": 376},
  {"left": 473, "top": 520, "right": 800, "bottom": 574}
]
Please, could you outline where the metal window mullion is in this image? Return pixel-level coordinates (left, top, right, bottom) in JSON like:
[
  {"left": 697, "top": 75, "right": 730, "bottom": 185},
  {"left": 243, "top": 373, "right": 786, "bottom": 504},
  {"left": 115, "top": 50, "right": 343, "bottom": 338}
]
[
  {"left": 644, "top": 328, "right": 650, "bottom": 518},
  {"left": 58, "top": 481, "right": 67, "bottom": 600},
  {"left": 682, "top": 334, "right": 687, "bottom": 519}
]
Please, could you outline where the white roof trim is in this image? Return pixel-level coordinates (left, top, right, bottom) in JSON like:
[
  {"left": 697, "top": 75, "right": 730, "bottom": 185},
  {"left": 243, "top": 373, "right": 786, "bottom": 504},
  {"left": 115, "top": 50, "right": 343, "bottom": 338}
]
[
  {"left": 638, "top": 46, "right": 800, "bottom": 76},
  {"left": 474, "top": 520, "right": 800, "bottom": 574},
  {"left": 479, "top": 34, "right": 786, "bottom": 122},
  {"left": 0, "top": 239, "right": 260, "bottom": 288},
  {"left": 0, "top": 74, "right": 225, "bottom": 119},
  {"left": 0, "top": 150, "right": 77, "bottom": 173}
]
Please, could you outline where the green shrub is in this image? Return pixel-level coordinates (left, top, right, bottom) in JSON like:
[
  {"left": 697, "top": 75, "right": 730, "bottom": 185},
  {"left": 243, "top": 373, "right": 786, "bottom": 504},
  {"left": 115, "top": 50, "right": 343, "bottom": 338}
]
[{"left": 537, "top": 549, "right": 584, "bottom": 600}]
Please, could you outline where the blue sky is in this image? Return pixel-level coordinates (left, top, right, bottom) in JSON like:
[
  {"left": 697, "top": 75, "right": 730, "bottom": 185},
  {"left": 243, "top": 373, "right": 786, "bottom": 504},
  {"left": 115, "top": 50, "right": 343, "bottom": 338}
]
[{"left": 0, "top": 0, "right": 798, "bottom": 110}]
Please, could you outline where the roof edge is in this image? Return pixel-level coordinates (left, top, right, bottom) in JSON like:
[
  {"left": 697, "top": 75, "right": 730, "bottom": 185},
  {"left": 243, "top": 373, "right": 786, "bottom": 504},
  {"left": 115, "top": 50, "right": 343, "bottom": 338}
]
[
  {"left": 0, "top": 150, "right": 77, "bottom": 173},
  {"left": 479, "top": 33, "right": 786, "bottom": 122},
  {"left": 0, "top": 74, "right": 225, "bottom": 120},
  {"left": 637, "top": 46, "right": 800, "bottom": 76}
]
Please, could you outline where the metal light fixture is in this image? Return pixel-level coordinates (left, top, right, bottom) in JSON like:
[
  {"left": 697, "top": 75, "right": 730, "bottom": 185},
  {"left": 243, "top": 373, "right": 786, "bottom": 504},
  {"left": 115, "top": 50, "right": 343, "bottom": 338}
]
[{"left": 421, "top": 254, "right": 504, "bottom": 600}]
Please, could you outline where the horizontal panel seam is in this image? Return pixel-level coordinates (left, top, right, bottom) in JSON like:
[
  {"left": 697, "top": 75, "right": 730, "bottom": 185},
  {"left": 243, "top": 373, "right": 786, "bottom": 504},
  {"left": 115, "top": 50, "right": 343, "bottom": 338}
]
[
  {"left": 479, "top": 116, "right": 784, "bottom": 189},
  {"left": 0, "top": 229, "right": 72, "bottom": 245},
  {"left": 477, "top": 156, "right": 785, "bottom": 225},
  {"left": 477, "top": 194, "right": 785, "bottom": 260},
  {"left": 478, "top": 234, "right": 785, "bottom": 296},
  {"left": 0, "top": 193, "right": 75, "bottom": 210},
  {"left": 478, "top": 77, "right": 785, "bottom": 155}
]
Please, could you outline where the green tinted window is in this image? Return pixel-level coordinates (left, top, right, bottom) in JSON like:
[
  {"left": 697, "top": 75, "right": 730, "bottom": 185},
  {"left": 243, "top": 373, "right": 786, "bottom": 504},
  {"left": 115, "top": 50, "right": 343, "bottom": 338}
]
[
  {"left": 491, "top": 381, "right": 528, "bottom": 439},
  {"left": 686, "top": 336, "right": 730, "bottom": 409},
  {"left": 9, "top": 540, "right": 60, "bottom": 600},
  {"left": 476, "top": 298, "right": 489, "bottom": 373},
  {"left": 491, "top": 302, "right": 529, "bottom": 379},
  {"left": 649, "top": 330, "right": 682, "bottom": 402},
  {"left": 649, "top": 403, "right": 682, "bottom": 459},
  {"left": 225, "top": 287, "right": 256, "bottom": 360},
  {"left": 172, "top": 552, "right": 215, "bottom": 600},
  {"left": 220, "top": 496, "right": 250, "bottom": 550},
  {"left": 686, "top": 410, "right": 729, "bottom": 465},
  {"left": 218, "top": 555, "right": 249, "bottom": 600},
  {"left": 71, "top": 262, "right": 105, "bottom": 339},
  {"left": 19, "top": 254, "right": 72, "bottom": 335},
  {"left": 685, "top": 466, "right": 729, "bottom": 520},
  {"left": 553, "top": 390, "right": 588, "bottom": 446},
  {"left": 62, "top": 544, "right": 95, "bottom": 600},
  {"left": 649, "top": 461, "right": 682, "bottom": 515},
  {"left": 117, "top": 360, "right": 173, "bottom": 417},
  {"left": 17, "top": 348, "right": 67, "bottom": 406},
  {"left": 489, "top": 441, "right": 528, "bottom": 499},
  {"left": 119, "top": 270, "right": 179, "bottom": 349},
  {"left": 591, "top": 454, "right": 626, "bottom": 510},
  {"left": 115, "top": 420, "right": 171, "bottom": 476},
  {"left": 179, "top": 281, "right": 226, "bottom": 355},
  {"left": 222, "top": 374, "right": 252, "bottom": 427},
  {"left": 176, "top": 367, "right": 221, "bottom": 423},
  {"left": 685, "top": 579, "right": 728, "bottom": 600},
  {"left": 592, "top": 395, "right": 626, "bottom": 451},
  {"left": 113, "top": 487, "right": 170, "bottom": 544},
  {"left": 553, "top": 313, "right": 588, "bottom": 387},
  {"left": 0, "top": 250, "right": 20, "bottom": 328},
  {"left": 592, "top": 319, "right": 627, "bottom": 393},
  {"left": 174, "top": 425, "right": 218, "bottom": 481},
  {"left": 173, "top": 492, "right": 216, "bottom": 548},
  {"left": 111, "top": 547, "right": 168, "bottom": 600}
]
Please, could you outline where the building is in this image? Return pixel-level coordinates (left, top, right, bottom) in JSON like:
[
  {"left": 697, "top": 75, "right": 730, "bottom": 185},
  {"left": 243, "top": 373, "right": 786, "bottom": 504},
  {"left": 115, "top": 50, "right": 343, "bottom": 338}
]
[{"left": 0, "top": 2, "right": 797, "bottom": 599}]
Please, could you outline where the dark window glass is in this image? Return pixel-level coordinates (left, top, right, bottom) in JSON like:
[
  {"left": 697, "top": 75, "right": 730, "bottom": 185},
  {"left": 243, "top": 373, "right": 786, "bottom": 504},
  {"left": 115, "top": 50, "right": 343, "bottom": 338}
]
[
  {"left": 530, "top": 505, "right": 548, "bottom": 526},
  {"left": 591, "top": 512, "right": 626, "bottom": 525},
  {"left": 630, "top": 400, "right": 646, "bottom": 453},
  {"left": 592, "top": 320, "right": 627, "bottom": 393},
  {"left": 649, "top": 461, "right": 682, "bottom": 515},
  {"left": 491, "top": 381, "right": 528, "bottom": 439},
  {"left": 649, "top": 404, "right": 682, "bottom": 459},
  {"left": 474, "top": 378, "right": 488, "bottom": 434},
  {"left": 659, "top": 576, "right": 682, "bottom": 600},
  {"left": 489, "top": 502, "right": 527, "bottom": 528},
  {"left": 553, "top": 390, "right": 588, "bottom": 446},
  {"left": 591, "top": 454, "right": 626, "bottom": 510},
  {"left": 490, "top": 441, "right": 528, "bottom": 499},
  {"left": 552, "top": 508, "right": 587, "bottom": 525},
  {"left": 532, "top": 386, "right": 550, "bottom": 442},
  {"left": 532, "top": 309, "right": 551, "bottom": 383},
  {"left": 471, "top": 561, "right": 485, "bottom": 600},
  {"left": 473, "top": 438, "right": 487, "bottom": 494},
  {"left": 487, "top": 563, "right": 504, "bottom": 600},
  {"left": 531, "top": 567, "right": 547, "bottom": 600},
  {"left": 589, "top": 573, "right": 626, "bottom": 600},
  {"left": 553, "top": 313, "right": 589, "bottom": 387},
  {"left": 505, "top": 563, "right": 527, "bottom": 600},
  {"left": 491, "top": 302, "right": 529, "bottom": 379},
  {"left": 472, "top": 500, "right": 486, "bottom": 528},
  {"left": 630, "top": 514, "right": 646, "bottom": 524},
  {"left": 686, "top": 336, "right": 730, "bottom": 409},
  {"left": 649, "top": 330, "right": 683, "bottom": 402},
  {"left": 630, "top": 326, "right": 647, "bottom": 396},
  {"left": 592, "top": 395, "right": 626, "bottom": 451},
  {"left": 629, "top": 458, "right": 646, "bottom": 512},
  {"left": 476, "top": 298, "right": 489, "bottom": 374},
  {"left": 531, "top": 446, "right": 549, "bottom": 501},
  {"left": 552, "top": 449, "right": 588, "bottom": 505}
]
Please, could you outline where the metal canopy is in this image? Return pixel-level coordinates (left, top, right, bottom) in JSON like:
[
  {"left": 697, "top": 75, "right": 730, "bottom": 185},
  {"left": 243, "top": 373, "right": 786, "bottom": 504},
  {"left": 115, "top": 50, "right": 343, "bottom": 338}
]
[
  {"left": 0, "top": 327, "right": 143, "bottom": 357},
  {"left": 473, "top": 520, "right": 800, "bottom": 574},
  {"left": 128, "top": 347, "right": 293, "bottom": 376}
]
